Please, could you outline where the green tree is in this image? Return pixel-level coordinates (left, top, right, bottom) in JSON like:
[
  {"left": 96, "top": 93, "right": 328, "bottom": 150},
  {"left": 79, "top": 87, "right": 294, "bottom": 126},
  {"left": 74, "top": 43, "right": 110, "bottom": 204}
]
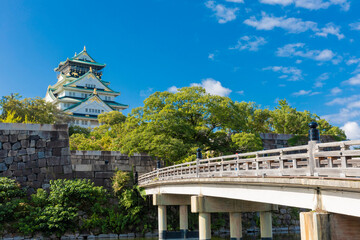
[
  {"left": 0, "top": 94, "right": 70, "bottom": 124},
  {"left": 231, "top": 132, "right": 263, "bottom": 152}
]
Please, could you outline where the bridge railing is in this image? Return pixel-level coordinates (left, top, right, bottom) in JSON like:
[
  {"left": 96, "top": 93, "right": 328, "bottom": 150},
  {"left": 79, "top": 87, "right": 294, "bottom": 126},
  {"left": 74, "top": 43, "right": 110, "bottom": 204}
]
[{"left": 138, "top": 140, "right": 360, "bottom": 185}]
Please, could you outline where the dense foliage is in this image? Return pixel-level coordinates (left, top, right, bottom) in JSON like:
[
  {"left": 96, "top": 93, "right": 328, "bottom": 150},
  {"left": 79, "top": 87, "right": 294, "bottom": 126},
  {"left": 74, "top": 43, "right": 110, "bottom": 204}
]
[
  {"left": 70, "top": 87, "right": 345, "bottom": 163},
  {"left": 0, "top": 93, "right": 70, "bottom": 124},
  {"left": 0, "top": 176, "right": 155, "bottom": 238}
]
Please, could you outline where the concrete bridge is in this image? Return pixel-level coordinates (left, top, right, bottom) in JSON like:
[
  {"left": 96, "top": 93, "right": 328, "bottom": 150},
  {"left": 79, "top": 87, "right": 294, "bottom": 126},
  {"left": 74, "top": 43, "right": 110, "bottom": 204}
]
[{"left": 139, "top": 140, "right": 360, "bottom": 240}]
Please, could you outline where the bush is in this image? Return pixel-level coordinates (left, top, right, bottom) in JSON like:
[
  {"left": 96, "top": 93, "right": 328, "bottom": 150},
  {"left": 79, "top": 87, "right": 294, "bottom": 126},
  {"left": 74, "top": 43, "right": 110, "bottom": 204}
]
[{"left": 0, "top": 178, "right": 26, "bottom": 235}]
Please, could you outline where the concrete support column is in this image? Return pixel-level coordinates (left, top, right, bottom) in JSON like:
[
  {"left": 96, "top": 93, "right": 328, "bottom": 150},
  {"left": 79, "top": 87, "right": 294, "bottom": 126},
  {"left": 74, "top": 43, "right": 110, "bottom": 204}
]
[
  {"left": 179, "top": 205, "right": 188, "bottom": 238},
  {"left": 260, "top": 211, "right": 272, "bottom": 240},
  {"left": 230, "top": 212, "right": 242, "bottom": 240},
  {"left": 199, "top": 213, "right": 211, "bottom": 240},
  {"left": 158, "top": 205, "right": 167, "bottom": 239}
]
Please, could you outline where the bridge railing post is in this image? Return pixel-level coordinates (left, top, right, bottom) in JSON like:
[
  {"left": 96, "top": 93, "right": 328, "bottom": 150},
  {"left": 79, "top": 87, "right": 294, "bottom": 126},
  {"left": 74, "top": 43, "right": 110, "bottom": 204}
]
[
  {"left": 308, "top": 121, "right": 320, "bottom": 177},
  {"left": 196, "top": 148, "right": 202, "bottom": 178}
]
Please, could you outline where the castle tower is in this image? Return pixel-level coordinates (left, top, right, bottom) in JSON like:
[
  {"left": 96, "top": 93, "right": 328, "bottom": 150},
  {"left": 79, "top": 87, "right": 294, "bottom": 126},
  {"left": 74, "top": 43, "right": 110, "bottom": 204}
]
[{"left": 45, "top": 46, "right": 128, "bottom": 128}]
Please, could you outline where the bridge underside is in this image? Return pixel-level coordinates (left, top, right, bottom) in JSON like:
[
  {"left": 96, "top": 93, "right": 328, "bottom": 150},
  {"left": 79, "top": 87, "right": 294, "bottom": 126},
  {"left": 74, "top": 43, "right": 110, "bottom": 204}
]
[{"left": 143, "top": 177, "right": 360, "bottom": 218}]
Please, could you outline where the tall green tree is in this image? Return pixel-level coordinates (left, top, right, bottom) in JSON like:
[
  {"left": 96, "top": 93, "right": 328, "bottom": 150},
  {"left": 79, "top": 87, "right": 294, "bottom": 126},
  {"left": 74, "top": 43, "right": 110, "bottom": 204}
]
[{"left": 0, "top": 94, "right": 70, "bottom": 124}]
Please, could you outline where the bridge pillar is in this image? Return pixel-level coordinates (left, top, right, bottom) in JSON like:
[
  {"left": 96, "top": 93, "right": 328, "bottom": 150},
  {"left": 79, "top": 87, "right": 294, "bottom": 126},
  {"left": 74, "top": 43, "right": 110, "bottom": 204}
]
[
  {"left": 179, "top": 205, "right": 188, "bottom": 237},
  {"left": 199, "top": 212, "right": 211, "bottom": 240},
  {"left": 158, "top": 205, "right": 167, "bottom": 240},
  {"left": 230, "top": 212, "right": 242, "bottom": 240},
  {"left": 260, "top": 211, "right": 272, "bottom": 240}
]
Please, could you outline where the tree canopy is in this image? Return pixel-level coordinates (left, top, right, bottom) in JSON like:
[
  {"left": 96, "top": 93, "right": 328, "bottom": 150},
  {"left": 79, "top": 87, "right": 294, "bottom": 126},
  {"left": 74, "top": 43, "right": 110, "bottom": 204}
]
[
  {"left": 70, "top": 87, "right": 345, "bottom": 164},
  {"left": 0, "top": 93, "right": 70, "bottom": 124}
]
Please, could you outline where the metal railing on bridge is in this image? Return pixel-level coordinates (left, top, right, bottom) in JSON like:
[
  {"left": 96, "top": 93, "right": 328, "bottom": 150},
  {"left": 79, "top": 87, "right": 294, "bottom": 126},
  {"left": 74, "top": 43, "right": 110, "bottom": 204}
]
[{"left": 139, "top": 140, "right": 360, "bottom": 185}]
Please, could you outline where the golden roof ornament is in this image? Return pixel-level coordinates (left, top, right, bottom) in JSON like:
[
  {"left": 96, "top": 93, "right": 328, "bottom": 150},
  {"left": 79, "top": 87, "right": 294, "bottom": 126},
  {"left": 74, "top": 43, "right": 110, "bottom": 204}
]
[
  {"left": 93, "top": 88, "right": 97, "bottom": 95},
  {"left": 83, "top": 45, "right": 86, "bottom": 51},
  {"left": 74, "top": 52, "right": 77, "bottom": 56},
  {"left": 89, "top": 67, "right": 93, "bottom": 72}
]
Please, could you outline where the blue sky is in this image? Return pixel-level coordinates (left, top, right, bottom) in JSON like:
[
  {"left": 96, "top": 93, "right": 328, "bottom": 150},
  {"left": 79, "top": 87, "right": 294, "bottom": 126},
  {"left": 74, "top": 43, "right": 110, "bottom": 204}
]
[{"left": 1, "top": 0, "right": 360, "bottom": 138}]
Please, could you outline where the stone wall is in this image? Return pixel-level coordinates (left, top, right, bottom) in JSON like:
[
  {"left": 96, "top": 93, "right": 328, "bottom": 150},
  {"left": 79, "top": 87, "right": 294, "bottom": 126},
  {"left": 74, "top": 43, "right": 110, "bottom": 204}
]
[
  {"left": 71, "top": 150, "right": 157, "bottom": 188},
  {"left": 259, "top": 133, "right": 293, "bottom": 150},
  {"left": 0, "top": 123, "right": 72, "bottom": 193}
]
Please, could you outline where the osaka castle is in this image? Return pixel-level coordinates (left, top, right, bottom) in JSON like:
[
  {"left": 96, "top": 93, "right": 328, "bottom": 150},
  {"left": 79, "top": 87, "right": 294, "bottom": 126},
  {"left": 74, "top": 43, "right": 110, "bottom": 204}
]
[{"left": 45, "top": 46, "right": 128, "bottom": 128}]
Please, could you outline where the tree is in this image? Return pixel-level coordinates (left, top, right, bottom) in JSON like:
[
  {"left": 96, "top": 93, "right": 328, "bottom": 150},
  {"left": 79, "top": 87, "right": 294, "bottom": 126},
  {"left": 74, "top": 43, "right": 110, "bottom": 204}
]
[
  {"left": 231, "top": 132, "right": 263, "bottom": 153},
  {"left": 118, "top": 87, "right": 242, "bottom": 163},
  {"left": 0, "top": 94, "right": 70, "bottom": 124},
  {"left": 69, "top": 88, "right": 346, "bottom": 163}
]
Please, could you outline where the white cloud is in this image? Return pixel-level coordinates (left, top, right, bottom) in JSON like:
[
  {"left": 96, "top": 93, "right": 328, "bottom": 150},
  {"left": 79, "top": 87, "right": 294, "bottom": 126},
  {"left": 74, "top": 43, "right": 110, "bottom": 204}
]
[
  {"left": 276, "top": 43, "right": 337, "bottom": 62},
  {"left": 326, "top": 94, "right": 360, "bottom": 106},
  {"left": 140, "top": 88, "right": 154, "bottom": 97},
  {"left": 341, "top": 122, "right": 360, "bottom": 140},
  {"left": 349, "top": 22, "right": 360, "bottom": 31},
  {"left": 263, "top": 66, "right": 303, "bottom": 81},
  {"left": 315, "top": 23, "right": 345, "bottom": 40},
  {"left": 191, "top": 78, "right": 232, "bottom": 96},
  {"left": 205, "top": 1, "right": 238, "bottom": 24},
  {"left": 296, "top": 59, "right": 302, "bottom": 64},
  {"left": 330, "top": 87, "right": 342, "bottom": 95},
  {"left": 237, "top": 90, "right": 244, "bottom": 95},
  {"left": 244, "top": 13, "right": 344, "bottom": 39},
  {"left": 292, "top": 89, "right": 312, "bottom": 96},
  {"left": 208, "top": 53, "right": 215, "bottom": 60},
  {"left": 244, "top": 12, "right": 317, "bottom": 33},
  {"left": 343, "top": 74, "right": 360, "bottom": 85},
  {"left": 260, "top": 0, "right": 350, "bottom": 11},
  {"left": 260, "top": 0, "right": 293, "bottom": 5},
  {"left": 314, "top": 73, "right": 329, "bottom": 88},
  {"left": 225, "top": 0, "right": 244, "bottom": 2},
  {"left": 346, "top": 57, "right": 360, "bottom": 65},
  {"left": 347, "top": 101, "right": 360, "bottom": 109},
  {"left": 322, "top": 108, "right": 360, "bottom": 125},
  {"left": 167, "top": 86, "right": 179, "bottom": 93},
  {"left": 230, "top": 35, "right": 267, "bottom": 51}
]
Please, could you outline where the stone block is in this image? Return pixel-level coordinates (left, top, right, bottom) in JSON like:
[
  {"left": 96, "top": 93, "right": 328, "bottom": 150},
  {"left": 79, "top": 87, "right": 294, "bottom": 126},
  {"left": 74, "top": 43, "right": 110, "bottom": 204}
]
[
  {"left": 30, "top": 140, "right": 35, "bottom": 147},
  {"left": 53, "top": 165, "right": 63, "bottom": 173},
  {"left": 95, "top": 172, "right": 114, "bottom": 179},
  {"left": 0, "top": 150, "right": 8, "bottom": 158},
  {"left": 16, "top": 176, "right": 27, "bottom": 182},
  {"left": 53, "top": 148, "right": 62, "bottom": 156},
  {"left": 2, "top": 169, "right": 13, "bottom": 177},
  {"left": 4, "top": 157, "right": 13, "bottom": 164},
  {"left": 9, "top": 134, "right": 18, "bottom": 143},
  {"left": 75, "top": 171, "right": 94, "bottom": 178},
  {"left": 63, "top": 165, "right": 72, "bottom": 174},
  {"left": 28, "top": 174, "right": 37, "bottom": 181},
  {"left": 18, "top": 162, "right": 25, "bottom": 170},
  {"left": 93, "top": 164, "right": 109, "bottom": 171},
  {"left": 17, "top": 134, "right": 27, "bottom": 140},
  {"left": 38, "top": 158, "right": 46, "bottom": 167},
  {"left": 61, "top": 147, "right": 70, "bottom": 156},
  {"left": 47, "top": 157, "right": 60, "bottom": 166},
  {"left": 26, "top": 148, "right": 35, "bottom": 155},
  {"left": 12, "top": 142, "right": 21, "bottom": 150},
  {"left": 94, "top": 178, "right": 104, "bottom": 186},
  {"left": 32, "top": 167, "right": 40, "bottom": 174},
  {"left": 58, "top": 131, "right": 68, "bottom": 140},
  {"left": 30, "top": 153, "right": 38, "bottom": 161},
  {"left": 0, "top": 135, "right": 8, "bottom": 142},
  {"left": 0, "top": 163, "right": 8, "bottom": 171},
  {"left": 38, "top": 152, "right": 45, "bottom": 159},
  {"left": 45, "top": 150, "right": 52, "bottom": 158},
  {"left": 36, "top": 140, "right": 46, "bottom": 148},
  {"left": 8, "top": 150, "right": 18, "bottom": 157},
  {"left": 21, "top": 140, "right": 29, "bottom": 148},
  {"left": 29, "top": 135, "right": 40, "bottom": 140},
  {"left": 73, "top": 164, "right": 93, "bottom": 171},
  {"left": 60, "top": 157, "right": 71, "bottom": 165},
  {"left": 18, "top": 149, "right": 27, "bottom": 156},
  {"left": 3, "top": 142, "right": 11, "bottom": 150}
]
